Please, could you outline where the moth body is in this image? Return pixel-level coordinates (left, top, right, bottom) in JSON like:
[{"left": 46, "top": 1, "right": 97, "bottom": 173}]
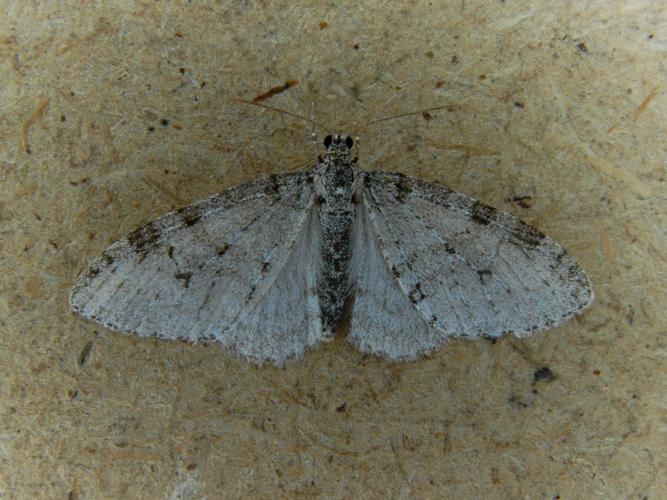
[{"left": 315, "top": 134, "right": 361, "bottom": 336}]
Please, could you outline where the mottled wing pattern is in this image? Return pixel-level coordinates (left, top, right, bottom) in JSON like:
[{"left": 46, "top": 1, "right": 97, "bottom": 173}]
[
  {"left": 348, "top": 197, "right": 436, "bottom": 358},
  {"left": 349, "top": 171, "right": 593, "bottom": 360},
  {"left": 70, "top": 172, "right": 323, "bottom": 365},
  {"left": 226, "top": 205, "right": 323, "bottom": 364}
]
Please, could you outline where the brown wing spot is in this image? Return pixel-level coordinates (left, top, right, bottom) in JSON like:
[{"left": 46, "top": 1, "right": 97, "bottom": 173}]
[
  {"left": 263, "top": 175, "right": 280, "bottom": 195},
  {"left": 178, "top": 205, "right": 201, "bottom": 227},
  {"left": 127, "top": 223, "right": 160, "bottom": 255},
  {"left": 567, "top": 262, "right": 583, "bottom": 280},
  {"left": 216, "top": 243, "right": 230, "bottom": 256},
  {"left": 363, "top": 173, "right": 372, "bottom": 188},
  {"left": 510, "top": 221, "right": 545, "bottom": 247},
  {"left": 239, "top": 214, "right": 263, "bottom": 231},
  {"left": 408, "top": 282, "right": 425, "bottom": 304},
  {"left": 477, "top": 269, "right": 492, "bottom": 284},
  {"left": 471, "top": 200, "right": 496, "bottom": 226},
  {"left": 167, "top": 246, "right": 175, "bottom": 259},
  {"left": 556, "top": 248, "right": 568, "bottom": 263},
  {"left": 174, "top": 271, "right": 192, "bottom": 288},
  {"left": 85, "top": 266, "right": 100, "bottom": 279},
  {"left": 394, "top": 174, "right": 412, "bottom": 203},
  {"left": 261, "top": 261, "right": 271, "bottom": 273}
]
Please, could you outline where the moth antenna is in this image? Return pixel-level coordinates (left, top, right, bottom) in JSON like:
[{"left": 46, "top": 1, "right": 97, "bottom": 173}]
[
  {"left": 308, "top": 101, "right": 320, "bottom": 156},
  {"left": 236, "top": 98, "right": 329, "bottom": 134},
  {"left": 346, "top": 105, "right": 452, "bottom": 136}
]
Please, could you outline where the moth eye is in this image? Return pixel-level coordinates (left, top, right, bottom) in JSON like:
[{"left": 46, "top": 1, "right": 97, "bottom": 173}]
[
  {"left": 345, "top": 136, "right": 354, "bottom": 149},
  {"left": 323, "top": 135, "right": 333, "bottom": 148}
]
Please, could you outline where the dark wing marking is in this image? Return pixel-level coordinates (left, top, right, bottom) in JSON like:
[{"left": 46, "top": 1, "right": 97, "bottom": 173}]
[
  {"left": 70, "top": 172, "right": 324, "bottom": 365},
  {"left": 348, "top": 171, "right": 593, "bottom": 359}
]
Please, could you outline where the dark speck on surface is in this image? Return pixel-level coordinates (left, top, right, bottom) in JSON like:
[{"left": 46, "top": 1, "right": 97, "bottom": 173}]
[
  {"left": 78, "top": 340, "right": 94, "bottom": 366},
  {"left": 533, "top": 366, "right": 556, "bottom": 383},
  {"left": 509, "top": 394, "right": 529, "bottom": 409},
  {"left": 509, "top": 194, "right": 534, "bottom": 209}
]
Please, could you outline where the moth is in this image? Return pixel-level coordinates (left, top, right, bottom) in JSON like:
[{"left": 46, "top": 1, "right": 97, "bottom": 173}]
[{"left": 70, "top": 133, "right": 593, "bottom": 366}]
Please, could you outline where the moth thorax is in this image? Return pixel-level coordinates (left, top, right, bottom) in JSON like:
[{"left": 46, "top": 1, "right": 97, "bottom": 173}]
[{"left": 322, "top": 158, "right": 355, "bottom": 202}]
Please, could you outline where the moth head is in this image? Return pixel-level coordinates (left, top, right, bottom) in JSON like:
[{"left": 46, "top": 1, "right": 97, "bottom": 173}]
[{"left": 323, "top": 133, "right": 354, "bottom": 151}]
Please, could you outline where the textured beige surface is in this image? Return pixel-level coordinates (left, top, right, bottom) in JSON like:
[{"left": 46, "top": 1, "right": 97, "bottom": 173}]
[{"left": 1, "top": 1, "right": 665, "bottom": 498}]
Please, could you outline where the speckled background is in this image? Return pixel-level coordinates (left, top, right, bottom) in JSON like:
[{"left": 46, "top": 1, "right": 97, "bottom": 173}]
[{"left": 1, "top": 1, "right": 665, "bottom": 498}]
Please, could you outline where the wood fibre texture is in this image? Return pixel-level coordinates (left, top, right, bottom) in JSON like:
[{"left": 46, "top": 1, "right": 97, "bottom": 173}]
[{"left": 1, "top": 1, "right": 665, "bottom": 498}]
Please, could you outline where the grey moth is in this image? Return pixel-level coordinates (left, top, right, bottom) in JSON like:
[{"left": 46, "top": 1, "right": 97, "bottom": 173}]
[{"left": 71, "top": 133, "right": 593, "bottom": 366}]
